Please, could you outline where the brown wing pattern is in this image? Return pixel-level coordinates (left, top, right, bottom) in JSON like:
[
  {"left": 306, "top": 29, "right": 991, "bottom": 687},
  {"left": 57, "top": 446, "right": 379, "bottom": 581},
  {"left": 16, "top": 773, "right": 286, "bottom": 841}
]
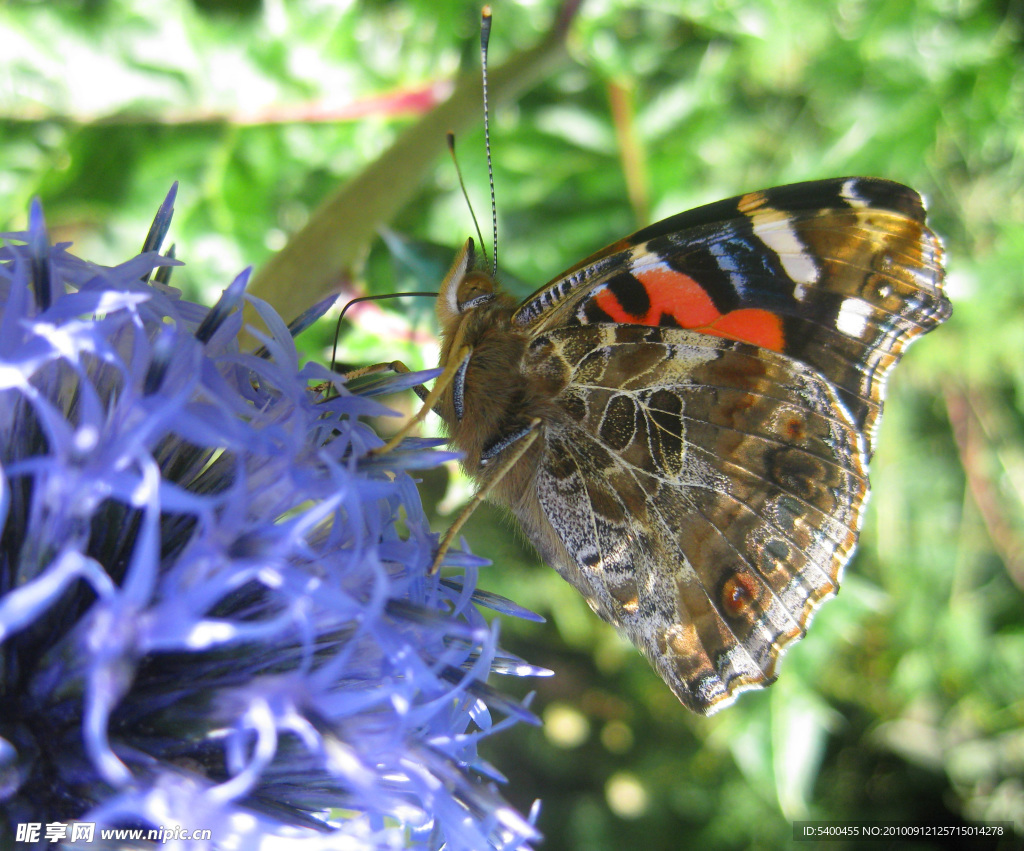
[{"left": 521, "top": 323, "right": 869, "bottom": 713}]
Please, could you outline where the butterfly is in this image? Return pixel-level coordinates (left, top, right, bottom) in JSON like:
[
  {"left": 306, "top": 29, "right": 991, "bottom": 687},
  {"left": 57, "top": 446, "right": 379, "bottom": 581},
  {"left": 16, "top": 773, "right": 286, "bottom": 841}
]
[{"left": 380, "top": 176, "right": 950, "bottom": 715}]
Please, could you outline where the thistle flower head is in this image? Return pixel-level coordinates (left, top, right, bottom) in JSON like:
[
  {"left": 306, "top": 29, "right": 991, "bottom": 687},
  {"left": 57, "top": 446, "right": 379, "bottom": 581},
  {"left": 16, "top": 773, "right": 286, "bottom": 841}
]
[{"left": 0, "top": 189, "right": 544, "bottom": 849}]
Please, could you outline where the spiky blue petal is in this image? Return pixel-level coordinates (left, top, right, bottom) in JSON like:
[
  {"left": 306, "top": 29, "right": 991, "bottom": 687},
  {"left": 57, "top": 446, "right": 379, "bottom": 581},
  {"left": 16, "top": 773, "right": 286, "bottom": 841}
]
[{"left": 0, "top": 197, "right": 540, "bottom": 850}]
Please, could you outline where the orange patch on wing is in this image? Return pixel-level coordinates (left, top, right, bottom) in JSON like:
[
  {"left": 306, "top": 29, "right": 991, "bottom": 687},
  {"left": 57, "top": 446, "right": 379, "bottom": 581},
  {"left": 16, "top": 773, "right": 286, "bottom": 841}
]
[
  {"left": 709, "top": 308, "right": 785, "bottom": 352},
  {"left": 594, "top": 266, "right": 785, "bottom": 352}
]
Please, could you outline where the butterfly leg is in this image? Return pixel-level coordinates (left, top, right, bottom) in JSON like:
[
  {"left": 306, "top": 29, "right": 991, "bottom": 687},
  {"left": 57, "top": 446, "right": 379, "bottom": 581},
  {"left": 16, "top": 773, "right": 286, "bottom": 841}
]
[
  {"left": 429, "top": 416, "right": 544, "bottom": 575},
  {"left": 368, "top": 346, "right": 472, "bottom": 457},
  {"left": 343, "top": 360, "right": 431, "bottom": 403}
]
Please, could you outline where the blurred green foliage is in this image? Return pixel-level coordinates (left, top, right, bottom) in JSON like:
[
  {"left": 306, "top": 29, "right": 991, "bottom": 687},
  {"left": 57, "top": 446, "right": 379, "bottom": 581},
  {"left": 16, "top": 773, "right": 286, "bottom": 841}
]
[{"left": 2, "top": 0, "right": 1022, "bottom": 848}]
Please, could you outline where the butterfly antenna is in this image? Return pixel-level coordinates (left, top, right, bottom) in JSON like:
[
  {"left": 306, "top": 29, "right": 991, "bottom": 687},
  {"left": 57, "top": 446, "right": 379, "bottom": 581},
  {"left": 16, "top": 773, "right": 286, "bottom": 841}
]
[
  {"left": 330, "top": 292, "right": 438, "bottom": 374},
  {"left": 447, "top": 132, "right": 488, "bottom": 266},
  {"left": 480, "top": 6, "right": 498, "bottom": 277}
]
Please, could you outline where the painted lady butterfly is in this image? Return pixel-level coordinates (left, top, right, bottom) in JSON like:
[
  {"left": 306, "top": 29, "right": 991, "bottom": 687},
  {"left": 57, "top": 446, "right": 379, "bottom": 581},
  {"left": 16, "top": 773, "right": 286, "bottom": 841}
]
[{"left": 409, "top": 176, "right": 950, "bottom": 714}]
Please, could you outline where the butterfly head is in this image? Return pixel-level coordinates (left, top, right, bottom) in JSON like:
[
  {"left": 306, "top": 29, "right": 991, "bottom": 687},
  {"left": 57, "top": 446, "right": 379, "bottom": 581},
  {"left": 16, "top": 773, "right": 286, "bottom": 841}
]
[
  {"left": 433, "top": 237, "right": 526, "bottom": 448},
  {"left": 436, "top": 238, "right": 500, "bottom": 331}
]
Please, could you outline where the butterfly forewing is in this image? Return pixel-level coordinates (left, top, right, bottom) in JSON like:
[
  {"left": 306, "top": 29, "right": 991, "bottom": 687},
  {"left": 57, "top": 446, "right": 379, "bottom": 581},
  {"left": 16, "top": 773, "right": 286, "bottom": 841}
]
[{"left": 513, "top": 177, "right": 949, "bottom": 454}]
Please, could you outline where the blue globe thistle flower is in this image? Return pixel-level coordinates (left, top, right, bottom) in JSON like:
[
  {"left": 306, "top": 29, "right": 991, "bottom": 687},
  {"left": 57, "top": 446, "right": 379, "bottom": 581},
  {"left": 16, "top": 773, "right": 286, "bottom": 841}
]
[{"left": 0, "top": 188, "right": 546, "bottom": 849}]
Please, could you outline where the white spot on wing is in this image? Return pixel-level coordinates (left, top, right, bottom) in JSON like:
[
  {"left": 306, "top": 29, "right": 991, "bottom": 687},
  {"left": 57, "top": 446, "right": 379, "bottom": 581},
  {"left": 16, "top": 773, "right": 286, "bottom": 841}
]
[
  {"left": 835, "top": 297, "right": 874, "bottom": 338},
  {"left": 749, "top": 209, "right": 820, "bottom": 290},
  {"left": 841, "top": 178, "right": 869, "bottom": 208}
]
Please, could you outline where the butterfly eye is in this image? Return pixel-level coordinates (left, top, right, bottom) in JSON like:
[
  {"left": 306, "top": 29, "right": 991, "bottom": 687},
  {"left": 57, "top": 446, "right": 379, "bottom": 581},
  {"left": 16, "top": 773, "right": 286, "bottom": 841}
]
[{"left": 456, "top": 272, "right": 496, "bottom": 312}]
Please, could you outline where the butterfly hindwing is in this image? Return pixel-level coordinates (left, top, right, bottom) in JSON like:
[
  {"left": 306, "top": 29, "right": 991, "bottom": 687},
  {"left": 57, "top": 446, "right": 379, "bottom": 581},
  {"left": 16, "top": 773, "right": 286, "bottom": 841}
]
[{"left": 517, "top": 323, "right": 867, "bottom": 712}]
